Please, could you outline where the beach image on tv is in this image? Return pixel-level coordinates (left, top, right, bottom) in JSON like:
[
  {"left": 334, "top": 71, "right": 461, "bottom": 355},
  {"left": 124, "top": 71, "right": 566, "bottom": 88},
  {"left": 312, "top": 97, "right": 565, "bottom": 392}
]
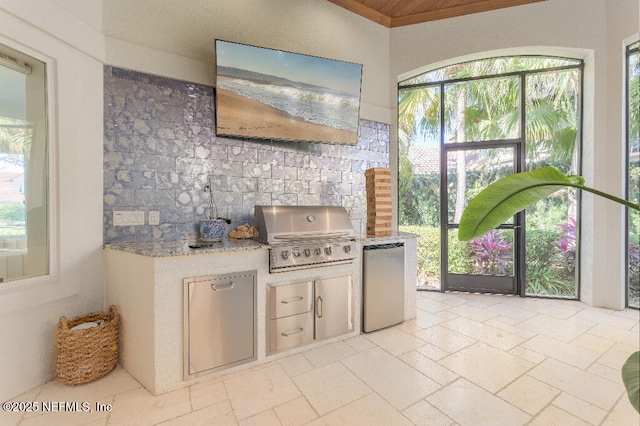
[{"left": 215, "top": 40, "right": 363, "bottom": 145}]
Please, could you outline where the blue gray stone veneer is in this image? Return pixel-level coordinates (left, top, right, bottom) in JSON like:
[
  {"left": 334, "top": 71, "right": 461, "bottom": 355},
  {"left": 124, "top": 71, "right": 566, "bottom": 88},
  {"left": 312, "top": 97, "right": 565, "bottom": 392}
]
[{"left": 103, "top": 66, "right": 390, "bottom": 243}]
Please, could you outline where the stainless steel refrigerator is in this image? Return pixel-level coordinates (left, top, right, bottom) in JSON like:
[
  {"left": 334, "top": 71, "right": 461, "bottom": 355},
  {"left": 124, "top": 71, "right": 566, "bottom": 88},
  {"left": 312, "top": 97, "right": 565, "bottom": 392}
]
[{"left": 362, "top": 243, "right": 404, "bottom": 332}]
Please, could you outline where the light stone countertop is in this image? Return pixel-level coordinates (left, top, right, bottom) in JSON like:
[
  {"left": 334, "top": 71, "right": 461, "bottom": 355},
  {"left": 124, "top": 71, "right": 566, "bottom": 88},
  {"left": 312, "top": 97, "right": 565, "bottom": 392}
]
[
  {"left": 360, "top": 231, "right": 418, "bottom": 245},
  {"left": 103, "top": 232, "right": 418, "bottom": 258},
  {"left": 103, "top": 238, "right": 269, "bottom": 257}
]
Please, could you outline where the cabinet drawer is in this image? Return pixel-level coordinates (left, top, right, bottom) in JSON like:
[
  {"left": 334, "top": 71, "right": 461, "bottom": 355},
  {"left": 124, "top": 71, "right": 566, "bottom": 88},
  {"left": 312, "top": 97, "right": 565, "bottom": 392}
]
[
  {"left": 268, "top": 281, "right": 313, "bottom": 319},
  {"left": 268, "top": 312, "right": 313, "bottom": 354}
]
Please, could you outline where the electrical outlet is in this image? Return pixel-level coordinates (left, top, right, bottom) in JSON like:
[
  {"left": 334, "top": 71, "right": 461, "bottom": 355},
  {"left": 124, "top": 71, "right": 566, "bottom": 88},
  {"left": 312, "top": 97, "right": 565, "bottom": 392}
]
[
  {"left": 148, "top": 211, "right": 160, "bottom": 225},
  {"left": 113, "top": 210, "right": 145, "bottom": 226}
]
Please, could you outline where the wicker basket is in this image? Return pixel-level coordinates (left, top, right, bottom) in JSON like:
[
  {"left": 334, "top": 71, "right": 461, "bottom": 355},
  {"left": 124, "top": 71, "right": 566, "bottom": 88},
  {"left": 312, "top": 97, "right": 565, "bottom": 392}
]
[{"left": 55, "top": 305, "right": 119, "bottom": 385}]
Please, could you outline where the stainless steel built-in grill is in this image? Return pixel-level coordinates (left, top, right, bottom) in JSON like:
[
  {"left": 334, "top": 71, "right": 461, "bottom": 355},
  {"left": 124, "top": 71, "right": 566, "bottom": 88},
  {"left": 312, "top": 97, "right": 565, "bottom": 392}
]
[{"left": 253, "top": 205, "right": 358, "bottom": 273}]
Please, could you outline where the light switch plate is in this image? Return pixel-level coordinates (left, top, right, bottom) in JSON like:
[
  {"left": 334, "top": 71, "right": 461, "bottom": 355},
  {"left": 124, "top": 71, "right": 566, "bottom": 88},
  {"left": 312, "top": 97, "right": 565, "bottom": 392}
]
[
  {"left": 113, "top": 210, "right": 145, "bottom": 226},
  {"left": 148, "top": 211, "right": 160, "bottom": 225}
]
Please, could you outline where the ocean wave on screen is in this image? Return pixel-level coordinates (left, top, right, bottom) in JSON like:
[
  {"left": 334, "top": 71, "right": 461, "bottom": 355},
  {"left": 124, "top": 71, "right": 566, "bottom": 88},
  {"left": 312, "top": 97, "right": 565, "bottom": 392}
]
[{"left": 219, "top": 78, "right": 360, "bottom": 132}]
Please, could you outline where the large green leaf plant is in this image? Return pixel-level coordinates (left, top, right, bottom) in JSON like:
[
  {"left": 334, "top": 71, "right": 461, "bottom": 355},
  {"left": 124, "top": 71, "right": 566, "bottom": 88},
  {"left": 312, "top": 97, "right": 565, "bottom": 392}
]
[{"left": 458, "top": 166, "right": 640, "bottom": 413}]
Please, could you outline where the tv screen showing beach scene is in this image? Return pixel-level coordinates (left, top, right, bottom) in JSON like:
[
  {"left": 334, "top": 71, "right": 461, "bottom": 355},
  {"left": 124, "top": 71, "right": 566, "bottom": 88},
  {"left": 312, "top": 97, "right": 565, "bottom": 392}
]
[{"left": 215, "top": 40, "right": 363, "bottom": 145}]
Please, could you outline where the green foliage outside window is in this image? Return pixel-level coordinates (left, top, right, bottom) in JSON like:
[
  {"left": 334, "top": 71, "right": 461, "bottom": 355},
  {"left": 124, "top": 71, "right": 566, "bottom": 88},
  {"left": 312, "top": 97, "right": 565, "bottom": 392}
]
[{"left": 0, "top": 202, "right": 25, "bottom": 223}]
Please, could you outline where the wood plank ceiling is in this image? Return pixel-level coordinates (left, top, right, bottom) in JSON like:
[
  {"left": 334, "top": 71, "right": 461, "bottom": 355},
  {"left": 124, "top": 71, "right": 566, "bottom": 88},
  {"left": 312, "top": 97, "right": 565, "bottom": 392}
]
[{"left": 327, "top": 0, "right": 546, "bottom": 27}]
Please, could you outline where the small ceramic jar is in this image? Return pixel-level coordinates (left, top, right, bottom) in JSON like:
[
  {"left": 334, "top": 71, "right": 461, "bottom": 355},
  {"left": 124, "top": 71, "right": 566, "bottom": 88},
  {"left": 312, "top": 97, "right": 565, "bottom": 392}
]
[{"left": 199, "top": 219, "right": 226, "bottom": 242}]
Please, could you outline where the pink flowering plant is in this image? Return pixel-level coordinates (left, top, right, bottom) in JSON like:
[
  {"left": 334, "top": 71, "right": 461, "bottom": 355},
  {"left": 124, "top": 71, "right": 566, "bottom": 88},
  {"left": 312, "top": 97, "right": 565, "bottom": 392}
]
[
  {"left": 558, "top": 217, "right": 577, "bottom": 272},
  {"left": 469, "top": 229, "right": 513, "bottom": 275}
]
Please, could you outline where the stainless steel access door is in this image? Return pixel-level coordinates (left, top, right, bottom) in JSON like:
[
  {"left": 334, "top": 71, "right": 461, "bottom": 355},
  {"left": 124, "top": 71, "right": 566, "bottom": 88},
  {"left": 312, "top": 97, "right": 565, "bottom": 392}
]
[
  {"left": 184, "top": 271, "right": 256, "bottom": 379},
  {"left": 314, "top": 275, "right": 353, "bottom": 341}
]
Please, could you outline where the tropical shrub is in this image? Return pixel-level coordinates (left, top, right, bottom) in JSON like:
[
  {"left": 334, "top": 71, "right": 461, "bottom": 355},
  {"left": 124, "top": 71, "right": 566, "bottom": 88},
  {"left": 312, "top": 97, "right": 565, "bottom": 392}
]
[
  {"left": 0, "top": 202, "right": 25, "bottom": 223},
  {"left": 398, "top": 225, "right": 440, "bottom": 284},
  {"left": 630, "top": 239, "right": 639, "bottom": 307},
  {"left": 558, "top": 218, "right": 576, "bottom": 272},
  {"left": 448, "top": 230, "right": 473, "bottom": 274},
  {"left": 526, "top": 264, "right": 574, "bottom": 296},
  {"left": 526, "top": 228, "right": 562, "bottom": 268},
  {"left": 469, "top": 229, "right": 513, "bottom": 275},
  {"left": 399, "top": 174, "right": 440, "bottom": 226},
  {"left": 398, "top": 225, "right": 478, "bottom": 285}
]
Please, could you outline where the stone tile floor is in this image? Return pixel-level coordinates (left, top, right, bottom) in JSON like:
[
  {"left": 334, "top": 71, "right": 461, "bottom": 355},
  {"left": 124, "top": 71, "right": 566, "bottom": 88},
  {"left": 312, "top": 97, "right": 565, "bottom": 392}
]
[{"left": 2, "top": 291, "right": 639, "bottom": 425}]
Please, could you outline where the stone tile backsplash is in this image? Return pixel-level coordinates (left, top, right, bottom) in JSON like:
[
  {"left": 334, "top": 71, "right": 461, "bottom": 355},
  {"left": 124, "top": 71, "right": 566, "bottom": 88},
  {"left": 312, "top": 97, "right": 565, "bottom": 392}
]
[{"left": 103, "top": 66, "right": 390, "bottom": 243}]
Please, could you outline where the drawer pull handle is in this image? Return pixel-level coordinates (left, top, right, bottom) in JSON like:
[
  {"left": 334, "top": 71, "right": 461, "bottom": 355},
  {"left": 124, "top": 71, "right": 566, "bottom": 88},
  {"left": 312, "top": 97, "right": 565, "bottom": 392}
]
[
  {"left": 211, "top": 282, "right": 234, "bottom": 291},
  {"left": 281, "top": 328, "right": 304, "bottom": 337},
  {"left": 281, "top": 296, "right": 304, "bottom": 304}
]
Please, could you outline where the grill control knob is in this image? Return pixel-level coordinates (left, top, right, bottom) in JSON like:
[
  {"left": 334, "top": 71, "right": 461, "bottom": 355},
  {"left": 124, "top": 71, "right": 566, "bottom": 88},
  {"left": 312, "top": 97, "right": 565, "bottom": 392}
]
[
  {"left": 324, "top": 247, "right": 332, "bottom": 255},
  {"left": 281, "top": 250, "right": 289, "bottom": 260},
  {"left": 314, "top": 248, "right": 322, "bottom": 256},
  {"left": 292, "top": 250, "right": 301, "bottom": 258},
  {"left": 303, "top": 248, "right": 311, "bottom": 257},
  {"left": 343, "top": 245, "right": 351, "bottom": 254}
]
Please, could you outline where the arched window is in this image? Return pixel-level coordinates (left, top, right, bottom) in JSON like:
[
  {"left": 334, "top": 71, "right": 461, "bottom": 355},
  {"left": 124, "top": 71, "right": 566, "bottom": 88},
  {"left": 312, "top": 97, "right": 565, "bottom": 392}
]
[{"left": 398, "top": 56, "right": 582, "bottom": 298}]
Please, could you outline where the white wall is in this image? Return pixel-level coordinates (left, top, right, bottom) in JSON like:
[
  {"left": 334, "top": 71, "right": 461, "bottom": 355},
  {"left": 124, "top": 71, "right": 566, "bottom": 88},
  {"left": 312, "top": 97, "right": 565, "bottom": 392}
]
[
  {"left": 389, "top": 0, "right": 639, "bottom": 309},
  {"left": 600, "top": 0, "right": 640, "bottom": 308},
  {"left": 0, "top": 1, "right": 105, "bottom": 401},
  {"left": 101, "top": 0, "right": 391, "bottom": 124},
  {"left": 0, "top": 0, "right": 392, "bottom": 402}
]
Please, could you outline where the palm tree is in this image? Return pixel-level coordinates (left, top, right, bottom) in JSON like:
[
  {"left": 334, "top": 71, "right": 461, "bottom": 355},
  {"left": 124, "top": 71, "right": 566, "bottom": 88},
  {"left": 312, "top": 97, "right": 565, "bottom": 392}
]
[
  {"left": 0, "top": 118, "right": 31, "bottom": 159},
  {"left": 398, "top": 86, "right": 440, "bottom": 224},
  {"left": 453, "top": 86, "right": 467, "bottom": 222},
  {"left": 400, "top": 57, "right": 580, "bottom": 222}
]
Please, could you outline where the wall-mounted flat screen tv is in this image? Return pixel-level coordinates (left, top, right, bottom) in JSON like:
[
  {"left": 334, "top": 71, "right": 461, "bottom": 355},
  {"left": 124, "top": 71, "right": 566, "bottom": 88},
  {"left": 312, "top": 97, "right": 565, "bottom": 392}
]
[{"left": 215, "top": 40, "right": 363, "bottom": 145}]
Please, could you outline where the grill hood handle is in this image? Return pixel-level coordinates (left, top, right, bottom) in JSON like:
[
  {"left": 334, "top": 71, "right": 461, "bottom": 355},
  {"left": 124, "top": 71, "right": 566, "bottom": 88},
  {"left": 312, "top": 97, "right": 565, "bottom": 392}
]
[{"left": 272, "top": 231, "right": 353, "bottom": 241}]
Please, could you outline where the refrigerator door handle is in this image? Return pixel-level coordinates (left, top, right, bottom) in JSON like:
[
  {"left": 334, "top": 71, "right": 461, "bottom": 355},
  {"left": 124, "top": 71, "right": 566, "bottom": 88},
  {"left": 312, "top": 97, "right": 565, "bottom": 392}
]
[{"left": 316, "top": 296, "right": 323, "bottom": 318}]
